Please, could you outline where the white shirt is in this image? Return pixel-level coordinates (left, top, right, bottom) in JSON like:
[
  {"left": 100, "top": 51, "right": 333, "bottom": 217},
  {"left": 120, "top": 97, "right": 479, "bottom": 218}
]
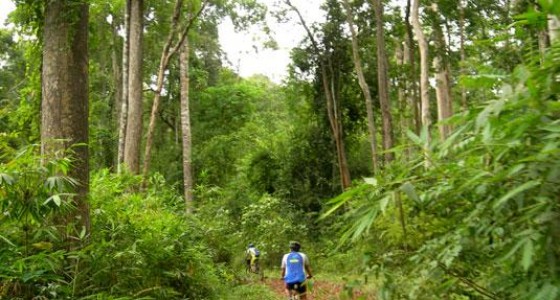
[{"left": 281, "top": 252, "right": 309, "bottom": 269}]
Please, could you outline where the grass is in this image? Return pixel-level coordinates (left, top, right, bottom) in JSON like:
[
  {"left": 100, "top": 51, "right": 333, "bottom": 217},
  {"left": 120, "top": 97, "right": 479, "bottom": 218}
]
[{"left": 221, "top": 283, "right": 283, "bottom": 300}]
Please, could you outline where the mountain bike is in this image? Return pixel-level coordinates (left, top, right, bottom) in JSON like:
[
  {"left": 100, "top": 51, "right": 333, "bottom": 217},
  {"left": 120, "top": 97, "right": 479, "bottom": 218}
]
[
  {"left": 288, "top": 289, "right": 301, "bottom": 300},
  {"left": 286, "top": 279, "right": 312, "bottom": 300},
  {"left": 246, "top": 257, "right": 264, "bottom": 280}
]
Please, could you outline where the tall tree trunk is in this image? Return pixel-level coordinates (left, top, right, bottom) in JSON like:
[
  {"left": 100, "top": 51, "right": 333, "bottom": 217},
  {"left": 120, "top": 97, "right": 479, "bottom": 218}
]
[
  {"left": 537, "top": 30, "right": 548, "bottom": 64},
  {"left": 459, "top": 0, "right": 467, "bottom": 111},
  {"left": 432, "top": 12, "right": 453, "bottom": 140},
  {"left": 434, "top": 56, "right": 453, "bottom": 139},
  {"left": 396, "top": 42, "right": 411, "bottom": 160},
  {"left": 179, "top": 38, "right": 193, "bottom": 213},
  {"left": 394, "top": 191, "right": 407, "bottom": 249},
  {"left": 405, "top": 0, "right": 421, "bottom": 134},
  {"left": 410, "top": 0, "right": 431, "bottom": 144},
  {"left": 371, "top": 0, "right": 394, "bottom": 162},
  {"left": 341, "top": 0, "right": 379, "bottom": 173},
  {"left": 535, "top": 5, "right": 550, "bottom": 63},
  {"left": 143, "top": 0, "right": 183, "bottom": 180},
  {"left": 550, "top": 15, "right": 560, "bottom": 44},
  {"left": 111, "top": 18, "right": 123, "bottom": 170},
  {"left": 142, "top": 0, "right": 207, "bottom": 181},
  {"left": 286, "top": 0, "right": 351, "bottom": 189},
  {"left": 42, "top": 0, "right": 90, "bottom": 233},
  {"left": 327, "top": 61, "right": 352, "bottom": 189},
  {"left": 124, "top": 0, "right": 144, "bottom": 174},
  {"left": 118, "top": 0, "right": 130, "bottom": 173}
]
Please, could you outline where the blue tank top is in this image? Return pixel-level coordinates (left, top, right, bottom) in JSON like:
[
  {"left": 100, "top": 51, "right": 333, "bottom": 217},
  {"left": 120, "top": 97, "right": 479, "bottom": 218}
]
[{"left": 284, "top": 252, "right": 306, "bottom": 284}]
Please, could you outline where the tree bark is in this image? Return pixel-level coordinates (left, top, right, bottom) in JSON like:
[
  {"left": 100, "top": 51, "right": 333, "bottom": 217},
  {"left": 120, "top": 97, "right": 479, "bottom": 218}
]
[
  {"left": 327, "top": 60, "right": 352, "bottom": 189},
  {"left": 180, "top": 38, "right": 194, "bottom": 213},
  {"left": 341, "top": 0, "right": 379, "bottom": 173},
  {"left": 371, "top": 0, "right": 394, "bottom": 162},
  {"left": 285, "top": 0, "right": 351, "bottom": 189},
  {"left": 434, "top": 56, "right": 453, "bottom": 139},
  {"left": 118, "top": 0, "right": 130, "bottom": 173},
  {"left": 142, "top": 0, "right": 183, "bottom": 181},
  {"left": 432, "top": 12, "right": 453, "bottom": 140},
  {"left": 535, "top": 5, "right": 550, "bottom": 64},
  {"left": 395, "top": 191, "right": 407, "bottom": 250},
  {"left": 142, "top": 0, "right": 207, "bottom": 181},
  {"left": 42, "top": 0, "right": 90, "bottom": 233},
  {"left": 459, "top": 0, "right": 467, "bottom": 111},
  {"left": 410, "top": 0, "right": 431, "bottom": 144},
  {"left": 124, "top": 0, "right": 144, "bottom": 174},
  {"left": 111, "top": 17, "right": 123, "bottom": 170},
  {"left": 396, "top": 42, "right": 411, "bottom": 160},
  {"left": 405, "top": 0, "right": 421, "bottom": 134},
  {"left": 550, "top": 15, "right": 560, "bottom": 44}
]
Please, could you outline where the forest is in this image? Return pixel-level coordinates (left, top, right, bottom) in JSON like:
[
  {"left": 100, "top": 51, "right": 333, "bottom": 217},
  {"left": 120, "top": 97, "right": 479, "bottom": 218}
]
[{"left": 0, "top": 0, "right": 559, "bottom": 299}]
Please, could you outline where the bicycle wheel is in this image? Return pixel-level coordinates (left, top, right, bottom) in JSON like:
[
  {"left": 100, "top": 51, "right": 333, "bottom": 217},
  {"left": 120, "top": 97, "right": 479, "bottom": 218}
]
[{"left": 289, "top": 291, "right": 300, "bottom": 300}]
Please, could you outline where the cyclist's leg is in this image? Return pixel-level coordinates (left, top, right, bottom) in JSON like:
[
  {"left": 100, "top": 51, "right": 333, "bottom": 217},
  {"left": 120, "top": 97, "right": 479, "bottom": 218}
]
[
  {"left": 286, "top": 282, "right": 306, "bottom": 300},
  {"left": 250, "top": 257, "right": 256, "bottom": 273},
  {"left": 297, "top": 282, "right": 307, "bottom": 300},
  {"left": 286, "top": 282, "right": 295, "bottom": 300}
]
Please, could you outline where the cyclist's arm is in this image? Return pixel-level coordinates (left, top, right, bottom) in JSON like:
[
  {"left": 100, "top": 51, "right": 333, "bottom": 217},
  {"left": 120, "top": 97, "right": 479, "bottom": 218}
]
[
  {"left": 305, "top": 264, "right": 313, "bottom": 278},
  {"left": 303, "top": 255, "right": 313, "bottom": 278},
  {"left": 280, "top": 254, "right": 287, "bottom": 279}
]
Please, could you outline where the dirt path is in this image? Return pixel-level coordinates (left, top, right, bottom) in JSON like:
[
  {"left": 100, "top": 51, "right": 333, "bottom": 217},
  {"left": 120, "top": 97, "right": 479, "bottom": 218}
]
[{"left": 262, "top": 278, "right": 375, "bottom": 300}]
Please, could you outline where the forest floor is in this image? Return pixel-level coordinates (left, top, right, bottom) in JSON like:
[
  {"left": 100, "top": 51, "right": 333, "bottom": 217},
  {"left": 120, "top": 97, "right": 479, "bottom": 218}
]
[{"left": 254, "top": 277, "right": 376, "bottom": 300}]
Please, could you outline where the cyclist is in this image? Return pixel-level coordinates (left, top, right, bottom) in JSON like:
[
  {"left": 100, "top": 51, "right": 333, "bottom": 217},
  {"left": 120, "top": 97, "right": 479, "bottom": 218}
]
[
  {"left": 281, "top": 241, "right": 313, "bottom": 300},
  {"left": 245, "top": 243, "right": 260, "bottom": 273}
]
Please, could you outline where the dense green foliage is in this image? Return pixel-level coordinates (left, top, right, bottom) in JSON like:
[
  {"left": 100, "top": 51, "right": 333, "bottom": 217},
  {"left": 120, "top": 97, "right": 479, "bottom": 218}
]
[
  {"left": 326, "top": 46, "right": 560, "bottom": 299},
  {"left": 1, "top": 0, "right": 559, "bottom": 299},
  {"left": 0, "top": 150, "right": 221, "bottom": 299}
]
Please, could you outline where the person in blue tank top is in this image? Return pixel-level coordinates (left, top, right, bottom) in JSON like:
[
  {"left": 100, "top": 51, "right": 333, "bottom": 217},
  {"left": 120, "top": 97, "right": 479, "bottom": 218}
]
[{"left": 281, "top": 241, "right": 313, "bottom": 299}]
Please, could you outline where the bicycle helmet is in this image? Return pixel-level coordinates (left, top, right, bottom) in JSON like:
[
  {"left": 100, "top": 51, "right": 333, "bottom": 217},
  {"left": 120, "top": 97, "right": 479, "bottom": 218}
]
[
  {"left": 289, "top": 241, "right": 301, "bottom": 252},
  {"left": 248, "top": 243, "right": 254, "bottom": 248}
]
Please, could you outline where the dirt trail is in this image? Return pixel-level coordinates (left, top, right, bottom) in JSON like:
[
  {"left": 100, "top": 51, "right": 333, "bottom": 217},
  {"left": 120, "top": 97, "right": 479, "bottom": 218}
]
[{"left": 262, "top": 278, "right": 375, "bottom": 300}]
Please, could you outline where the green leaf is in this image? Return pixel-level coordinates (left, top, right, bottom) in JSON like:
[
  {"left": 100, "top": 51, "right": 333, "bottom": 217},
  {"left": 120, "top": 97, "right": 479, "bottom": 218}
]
[
  {"left": 493, "top": 180, "right": 540, "bottom": 209},
  {"left": 506, "top": 164, "right": 525, "bottom": 178},
  {"left": 406, "top": 129, "right": 424, "bottom": 146},
  {"left": 538, "top": 0, "right": 560, "bottom": 14},
  {"left": 379, "top": 195, "right": 390, "bottom": 214},
  {"left": 79, "top": 226, "right": 86, "bottom": 239},
  {"left": 476, "top": 99, "right": 505, "bottom": 130},
  {"left": 363, "top": 177, "right": 377, "bottom": 186},
  {"left": 400, "top": 182, "right": 420, "bottom": 203},
  {"left": 538, "top": 0, "right": 551, "bottom": 11},
  {"left": 0, "top": 173, "right": 14, "bottom": 185},
  {"left": 45, "top": 176, "right": 57, "bottom": 190},
  {"left": 321, "top": 184, "right": 369, "bottom": 219},
  {"left": 482, "top": 123, "right": 492, "bottom": 144},
  {"left": 540, "top": 120, "right": 560, "bottom": 133},
  {"left": 534, "top": 283, "right": 558, "bottom": 300},
  {"left": 0, "top": 234, "right": 16, "bottom": 247},
  {"left": 522, "top": 239, "right": 534, "bottom": 271},
  {"left": 44, "top": 194, "right": 62, "bottom": 206}
]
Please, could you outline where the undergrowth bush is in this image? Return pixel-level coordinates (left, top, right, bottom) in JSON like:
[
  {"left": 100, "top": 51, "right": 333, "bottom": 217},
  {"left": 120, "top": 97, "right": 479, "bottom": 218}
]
[
  {"left": 0, "top": 155, "right": 229, "bottom": 299},
  {"left": 0, "top": 145, "right": 80, "bottom": 299},
  {"left": 84, "top": 169, "right": 224, "bottom": 299},
  {"left": 325, "top": 43, "right": 560, "bottom": 299}
]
